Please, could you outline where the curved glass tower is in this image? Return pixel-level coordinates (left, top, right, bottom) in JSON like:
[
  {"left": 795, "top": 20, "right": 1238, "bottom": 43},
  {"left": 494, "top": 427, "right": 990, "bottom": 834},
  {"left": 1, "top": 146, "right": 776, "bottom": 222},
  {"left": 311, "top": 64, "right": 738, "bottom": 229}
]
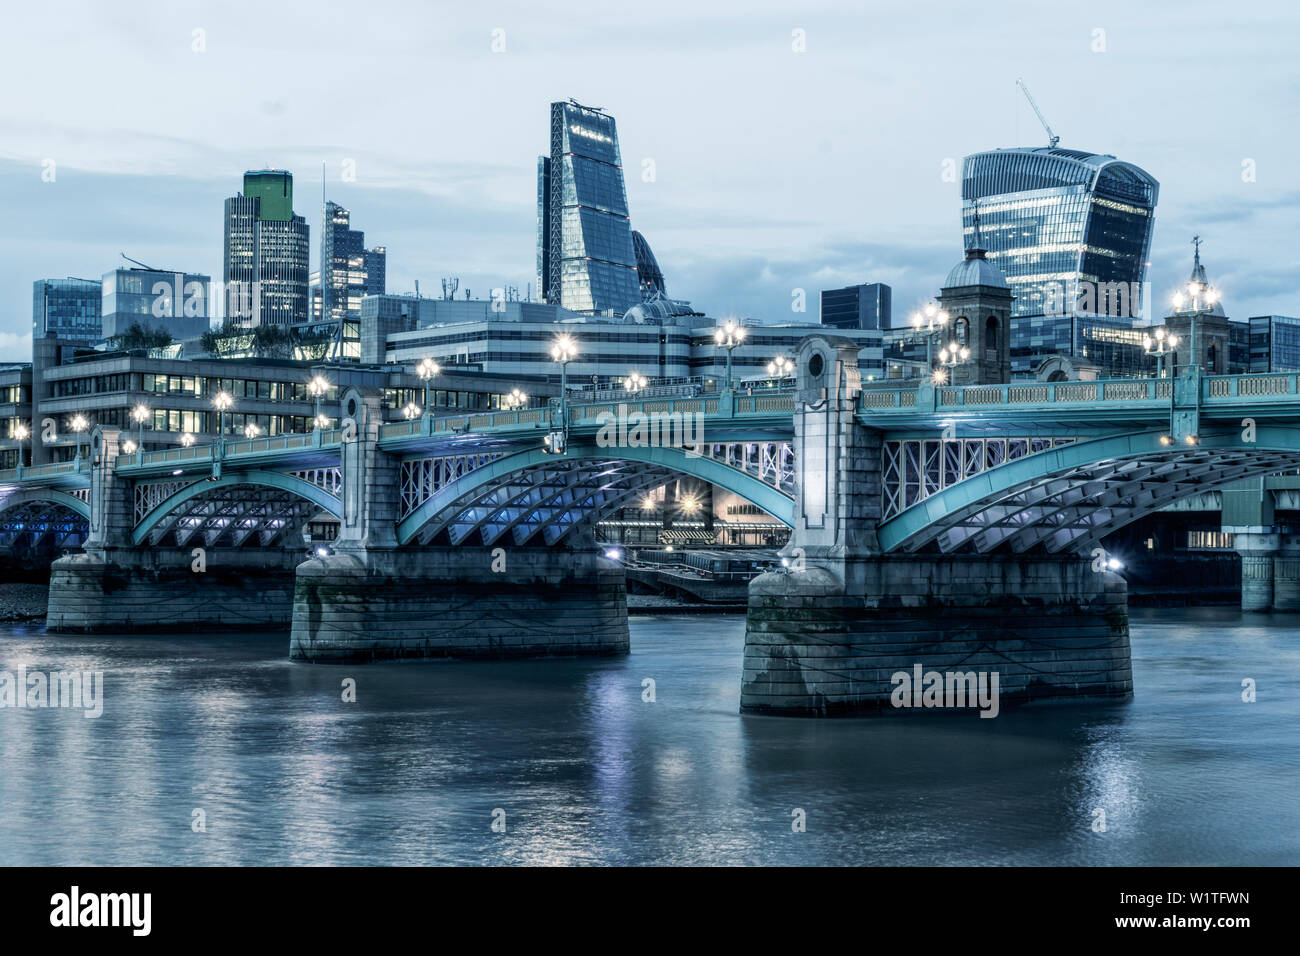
[
  {"left": 961, "top": 147, "right": 1158, "bottom": 318},
  {"left": 537, "top": 100, "right": 640, "bottom": 314}
]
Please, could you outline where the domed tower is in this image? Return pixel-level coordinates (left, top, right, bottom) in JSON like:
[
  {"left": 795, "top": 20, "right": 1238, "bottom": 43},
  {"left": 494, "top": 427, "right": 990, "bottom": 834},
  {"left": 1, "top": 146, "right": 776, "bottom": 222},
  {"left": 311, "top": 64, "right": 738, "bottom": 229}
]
[{"left": 937, "top": 208, "right": 1014, "bottom": 384}]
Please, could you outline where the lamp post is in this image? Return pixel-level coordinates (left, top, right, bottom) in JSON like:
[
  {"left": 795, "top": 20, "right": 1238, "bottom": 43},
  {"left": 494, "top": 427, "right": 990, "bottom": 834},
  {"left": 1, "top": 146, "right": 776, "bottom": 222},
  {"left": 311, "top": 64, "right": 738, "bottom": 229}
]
[
  {"left": 180, "top": 432, "right": 196, "bottom": 448},
  {"left": 120, "top": 438, "right": 138, "bottom": 456},
  {"left": 1143, "top": 327, "right": 1180, "bottom": 379},
  {"left": 1171, "top": 281, "right": 1219, "bottom": 374},
  {"left": 131, "top": 403, "right": 150, "bottom": 454},
  {"left": 713, "top": 319, "right": 747, "bottom": 391},
  {"left": 550, "top": 334, "right": 578, "bottom": 426},
  {"left": 13, "top": 422, "right": 29, "bottom": 473},
  {"left": 766, "top": 355, "right": 794, "bottom": 379},
  {"left": 933, "top": 342, "right": 970, "bottom": 385},
  {"left": 307, "top": 374, "right": 330, "bottom": 431},
  {"left": 624, "top": 371, "right": 648, "bottom": 395},
  {"left": 243, "top": 422, "right": 262, "bottom": 440},
  {"left": 416, "top": 358, "right": 440, "bottom": 419},
  {"left": 402, "top": 401, "right": 421, "bottom": 420},
  {"left": 212, "top": 390, "right": 234, "bottom": 453},
  {"left": 70, "top": 413, "right": 89, "bottom": 465},
  {"left": 909, "top": 304, "right": 950, "bottom": 374},
  {"left": 504, "top": 388, "right": 528, "bottom": 410}
]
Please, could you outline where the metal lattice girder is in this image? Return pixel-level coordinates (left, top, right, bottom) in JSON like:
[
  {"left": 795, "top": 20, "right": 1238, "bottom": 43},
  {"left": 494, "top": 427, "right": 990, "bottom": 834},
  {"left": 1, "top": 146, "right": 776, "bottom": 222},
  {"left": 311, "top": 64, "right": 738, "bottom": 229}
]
[
  {"left": 0, "top": 499, "right": 89, "bottom": 549},
  {"left": 286, "top": 467, "right": 342, "bottom": 497},
  {"left": 880, "top": 436, "right": 1076, "bottom": 519},
  {"left": 697, "top": 441, "right": 796, "bottom": 496},
  {"left": 134, "top": 480, "right": 198, "bottom": 524},
  {"left": 398, "top": 453, "right": 507, "bottom": 520},
  {"left": 877, "top": 427, "right": 1300, "bottom": 555},
  {"left": 132, "top": 470, "right": 343, "bottom": 548},
  {"left": 397, "top": 442, "right": 795, "bottom": 547}
]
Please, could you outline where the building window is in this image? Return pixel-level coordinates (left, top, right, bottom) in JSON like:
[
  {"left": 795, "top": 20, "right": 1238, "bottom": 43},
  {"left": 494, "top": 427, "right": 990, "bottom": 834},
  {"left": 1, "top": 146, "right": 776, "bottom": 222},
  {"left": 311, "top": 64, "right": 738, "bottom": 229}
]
[{"left": 1187, "top": 530, "right": 1234, "bottom": 550}]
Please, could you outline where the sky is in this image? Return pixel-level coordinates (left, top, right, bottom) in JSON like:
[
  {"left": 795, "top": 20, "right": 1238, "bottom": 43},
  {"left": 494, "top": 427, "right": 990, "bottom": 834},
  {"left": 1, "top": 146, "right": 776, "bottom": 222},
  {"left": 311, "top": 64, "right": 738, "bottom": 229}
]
[{"left": 1, "top": 0, "right": 1298, "bottom": 363}]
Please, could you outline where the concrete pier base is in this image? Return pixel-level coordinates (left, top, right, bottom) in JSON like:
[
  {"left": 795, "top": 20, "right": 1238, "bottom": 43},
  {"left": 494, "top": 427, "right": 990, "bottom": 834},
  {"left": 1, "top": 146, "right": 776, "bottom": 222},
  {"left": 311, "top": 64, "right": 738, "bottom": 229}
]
[
  {"left": 1232, "top": 530, "right": 1279, "bottom": 612},
  {"left": 741, "top": 555, "right": 1132, "bottom": 717},
  {"left": 46, "top": 550, "right": 300, "bottom": 633},
  {"left": 289, "top": 548, "right": 629, "bottom": 662}
]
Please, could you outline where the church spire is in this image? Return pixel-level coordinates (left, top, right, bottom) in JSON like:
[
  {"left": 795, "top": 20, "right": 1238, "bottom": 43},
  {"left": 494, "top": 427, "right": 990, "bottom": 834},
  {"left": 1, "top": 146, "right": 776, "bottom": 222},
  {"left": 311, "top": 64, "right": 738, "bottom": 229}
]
[{"left": 966, "top": 201, "right": 988, "bottom": 260}]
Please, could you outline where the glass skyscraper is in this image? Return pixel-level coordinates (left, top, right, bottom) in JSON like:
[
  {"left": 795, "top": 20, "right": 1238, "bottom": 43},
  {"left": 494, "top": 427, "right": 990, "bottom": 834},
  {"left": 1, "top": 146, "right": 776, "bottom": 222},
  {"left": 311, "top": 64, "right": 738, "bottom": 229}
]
[
  {"left": 223, "top": 170, "right": 310, "bottom": 327},
  {"left": 32, "top": 278, "right": 102, "bottom": 343},
  {"left": 961, "top": 147, "right": 1158, "bottom": 319},
  {"left": 321, "top": 201, "right": 386, "bottom": 324},
  {"left": 536, "top": 100, "right": 640, "bottom": 314},
  {"left": 820, "top": 282, "right": 892, "bottom": 330}
]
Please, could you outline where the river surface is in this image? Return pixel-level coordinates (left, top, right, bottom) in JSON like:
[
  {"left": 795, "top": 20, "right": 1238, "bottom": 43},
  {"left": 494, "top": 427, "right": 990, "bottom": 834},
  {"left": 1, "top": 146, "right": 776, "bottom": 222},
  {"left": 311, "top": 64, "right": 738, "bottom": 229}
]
[{"left": 0, "top": 608, "right": 1297, "bottom": 866}]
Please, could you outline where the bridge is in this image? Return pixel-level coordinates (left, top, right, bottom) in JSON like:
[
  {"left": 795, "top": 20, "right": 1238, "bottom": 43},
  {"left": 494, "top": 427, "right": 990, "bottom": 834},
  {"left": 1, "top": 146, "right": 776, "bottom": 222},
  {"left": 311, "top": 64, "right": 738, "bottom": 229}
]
[{"left": 6, "top": 334, "right": 1300, "bottom": 714}]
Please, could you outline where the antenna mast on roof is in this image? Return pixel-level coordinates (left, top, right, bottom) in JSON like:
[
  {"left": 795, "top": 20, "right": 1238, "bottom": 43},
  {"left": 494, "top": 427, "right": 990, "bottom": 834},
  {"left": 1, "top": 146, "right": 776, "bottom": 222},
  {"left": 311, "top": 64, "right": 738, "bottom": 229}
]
[{"left": 1016, "top": 78, "right": 1060, "bottom": 148}]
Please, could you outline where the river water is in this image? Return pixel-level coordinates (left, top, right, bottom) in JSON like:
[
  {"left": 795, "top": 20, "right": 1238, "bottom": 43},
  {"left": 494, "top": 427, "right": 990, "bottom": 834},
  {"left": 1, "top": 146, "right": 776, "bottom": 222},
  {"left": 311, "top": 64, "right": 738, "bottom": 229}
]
[{"left": 0, "top": 608, "right": 1296, "bottom": 866}]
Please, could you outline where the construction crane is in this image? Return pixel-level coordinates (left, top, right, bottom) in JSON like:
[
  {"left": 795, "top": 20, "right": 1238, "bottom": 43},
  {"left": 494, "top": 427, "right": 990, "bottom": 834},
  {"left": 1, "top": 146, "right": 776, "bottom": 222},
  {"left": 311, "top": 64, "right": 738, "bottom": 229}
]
[{"left": 1017, "top": 78, "right": 1059, "bottom": 149}]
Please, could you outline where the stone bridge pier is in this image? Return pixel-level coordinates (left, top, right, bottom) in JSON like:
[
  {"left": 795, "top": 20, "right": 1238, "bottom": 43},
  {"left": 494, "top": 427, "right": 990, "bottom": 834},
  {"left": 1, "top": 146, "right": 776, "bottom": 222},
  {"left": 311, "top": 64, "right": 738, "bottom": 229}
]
[
  {"left": 47, "top": 428, "right": 302, "bottom": 633},
  {"left": 288, "top": 389, "right": 628, "bottom": 662},
  {"left": 740, "top": 336, "right": 1133, "bottom": 716}
]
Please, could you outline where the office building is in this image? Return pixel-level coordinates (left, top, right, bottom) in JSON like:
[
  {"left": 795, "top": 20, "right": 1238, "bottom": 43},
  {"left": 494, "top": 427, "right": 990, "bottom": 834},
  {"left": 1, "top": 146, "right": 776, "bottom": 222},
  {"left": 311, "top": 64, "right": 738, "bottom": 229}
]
[
  {"left": 321, "top": 201, "right": 386, "bottom": 324},
  {"left": 1248, "top": 315, "right": 1300, "bottom": 372},
  {"left": 223, "top": 170, "right": 310, "bottom": 328},
  {"left": 537, "top": 100, "right": 640, "bottom": 314},
  {"left": 101, "top": 267, "right": 212, "bottom": 341},
  {"left": 32, "top": 278, "right": 102, "bottom": 344},
  {"left": 820, "top": 282, "right": 892, "bottom": 330},
  {"left": 961, "top": 147, "right": 1158, "bottom": 319}
]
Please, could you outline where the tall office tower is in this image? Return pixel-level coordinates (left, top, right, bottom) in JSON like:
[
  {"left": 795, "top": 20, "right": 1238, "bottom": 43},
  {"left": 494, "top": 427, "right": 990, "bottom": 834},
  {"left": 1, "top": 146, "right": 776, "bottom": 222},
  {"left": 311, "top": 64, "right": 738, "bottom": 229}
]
[
  {"left": 960, "top": 147, "right": 1158, "bottom": 318},
  {"left": 820, "top": 282, "right": 892, "bottom": 330},
  {"left": 321, "top": 201, "right": 387, "bottom": 323},
  {"left": 32, "top": 278, "right": 102, "bottom": 344},
  {"left": 223, "top": 170, "right": 310, "bottom": 327},
  {"left": 536, "top": 100, "right": 640, "bottom": 313}
]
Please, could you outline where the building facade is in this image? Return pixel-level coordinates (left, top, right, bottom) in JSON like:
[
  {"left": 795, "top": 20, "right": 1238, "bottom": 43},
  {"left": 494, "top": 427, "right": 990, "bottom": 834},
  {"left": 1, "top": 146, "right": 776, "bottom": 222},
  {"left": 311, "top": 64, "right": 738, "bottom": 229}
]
[
  {"left": 32, "top": 279, "right": 102, "bottom": 344},
  {"left": 102, "top": 267, "right": 212, "bottom": 342},
  {"left": 961, "top": 147, "right": 1158, "bottom": 319},
  {"left": 223, "top": 170, "right": 310, "bottom": 328},
  {"left": 820, "top": 282, "right": 892, "bottom": 330},
  {"left": 1248, "top": 315, "right": 1300, "bottom": 372},
  {"left": 537, "top": 100, "right": 640, "bottom": 314}
]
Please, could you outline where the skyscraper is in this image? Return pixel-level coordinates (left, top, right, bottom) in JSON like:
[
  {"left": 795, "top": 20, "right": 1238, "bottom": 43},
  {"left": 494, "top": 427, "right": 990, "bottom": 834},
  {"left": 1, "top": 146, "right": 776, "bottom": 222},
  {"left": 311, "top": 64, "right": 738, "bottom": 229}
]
[
  {"left": 321, "top": 200, "right": 386, "bottom": 323},
  {"left": 102, "top": 267, "right": 211, "bottom": 341},
  {"left": 536, "top": 100, "right": 640, "bottom": 314},
  {"left": 820, "top": 282, "right": 892, "bottom": 330},
  {"left": 960, "top": 147, "right": 1158, "bottom": 319},
  {"left": 223, "top": 170, "right": 310, "bottom": 327},
  {"left": 631, "top": 230, "right": 666, "bottom": 300},
  {"left": 32, "top": 278, "right": 101, "bottom": 344}
]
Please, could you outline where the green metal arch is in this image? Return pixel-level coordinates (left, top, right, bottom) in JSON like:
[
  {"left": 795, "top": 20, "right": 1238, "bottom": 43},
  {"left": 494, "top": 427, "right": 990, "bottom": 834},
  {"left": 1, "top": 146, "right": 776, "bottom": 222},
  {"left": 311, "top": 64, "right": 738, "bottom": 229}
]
[
  {"left": 396, "top": 441, "right": 795, "bottom": 546},
  {"left": 0, "top": 487, "right": 90, "bottom": 521},
  {"left": 131, "top": 469, "right": 342, "bottom": 546},
  {"left": 876, "top": 425, "right": 1300, "bottom": 552}
]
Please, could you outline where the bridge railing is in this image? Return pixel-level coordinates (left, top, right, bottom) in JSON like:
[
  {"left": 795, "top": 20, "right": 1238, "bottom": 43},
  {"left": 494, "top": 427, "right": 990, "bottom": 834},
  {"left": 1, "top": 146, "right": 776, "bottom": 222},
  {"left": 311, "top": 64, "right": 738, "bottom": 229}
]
[
  {"left": 377, "top": 391, "right": 795, "bottom": 441},
  {"left": 115, "top": 429, "right": 345, "bottom": 470},
  {"left": 0, "top": 460, "right": 88, "bottom": 483},
  {"left": 858, "top": 373, "right": 1300, "bottom": 413}
]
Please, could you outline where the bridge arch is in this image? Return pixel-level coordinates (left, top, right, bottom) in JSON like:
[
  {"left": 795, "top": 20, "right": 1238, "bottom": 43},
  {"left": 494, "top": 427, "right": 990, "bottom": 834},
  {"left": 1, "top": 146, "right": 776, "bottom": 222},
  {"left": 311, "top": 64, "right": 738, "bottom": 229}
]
[
  {"left": 877, "top": 426, "right": 1300, "bottom": 555},
  {"left": 396, "top": 442, "right": 795, "bottom": 547},
  {"left": 132, "top": 469, "right": 342, "bottom": 548},
  {"left": 0, "top": 487, "right": 91, "bottom": 551}
]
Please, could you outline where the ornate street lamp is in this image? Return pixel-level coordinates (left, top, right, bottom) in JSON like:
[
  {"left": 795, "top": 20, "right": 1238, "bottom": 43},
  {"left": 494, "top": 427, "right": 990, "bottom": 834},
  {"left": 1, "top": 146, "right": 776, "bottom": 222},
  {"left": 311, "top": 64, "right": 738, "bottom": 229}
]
[
  {"left": 935, "top": 342, "right": 970, "bottom": 385},
  {"left": 211, "top": 390, "right": 234, "bottom": 454},
  {"left": 416, "top": 357, "right": 440, "bottom": 419},
  {"left": 131, "top": 402, "right": 150, "bottom": 452},
  {"left": 1143, "top": 327, "right": 1180, "bottom": 379},
  {"left": 180, "top": 432, "right": 196, "bottom": 448},
  {"left": 766, "top": 355, "right": 794, "bottom": 379},
  {"left": 909, "top": 303, "right": 950, "bottom": 374},
  {"left": 1171, "top": 238, "right": 1220, "bottom": 373},
  {"left": 550, "top": 334, "right": 578, "bottom": 426},
  {"left": 307, "top": 374, "right": 330, "bottom": 430},
  {"left": 13, "top": 422, "right": 29, "bottom": 471},
  {"left": 402, "top": 401, "right": 421, "bottom": 420},
  {"left": 120, "top": 437, "right": 138, "bottom": 456},
  {"left": 713, "top": 319, "right": 747, "bottom": 391},
  {"left": 624, "top": 371, "right": 648, "bottom": 395},
  {"left": 504, "top": 388, "right": 528, "bottom": 410},
  {"left": 69, "top": 413, "right": 89, "bottom": 464},
  {"left": 243, "top": 422, "right": 262, "bottom": 440}
]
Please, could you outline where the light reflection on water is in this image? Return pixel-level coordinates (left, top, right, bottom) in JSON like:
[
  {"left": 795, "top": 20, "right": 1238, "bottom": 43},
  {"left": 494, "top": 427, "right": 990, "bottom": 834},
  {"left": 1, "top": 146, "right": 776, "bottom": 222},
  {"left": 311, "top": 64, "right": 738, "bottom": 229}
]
[{"left": 0, "top": 606, "right": 1296, "bottom": 866}]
